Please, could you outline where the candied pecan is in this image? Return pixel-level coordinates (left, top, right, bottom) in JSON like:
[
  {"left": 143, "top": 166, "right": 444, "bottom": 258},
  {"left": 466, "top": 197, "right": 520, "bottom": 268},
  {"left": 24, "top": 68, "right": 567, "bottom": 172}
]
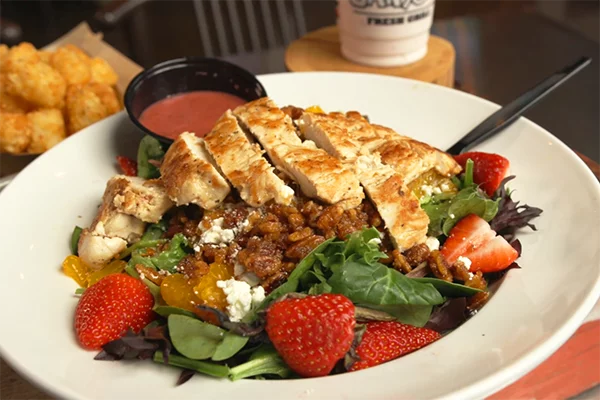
[
  {"left": 238, "top": 238, "right": 283, "bottom": 279},
  {"left": 450, "top": 260, "right": 472, "bottom": 282},
  {"left": 222, "top": 206, "right": 248, "bottom": 228},
  {"left": 465, "top": 271, "right": 487, "bottom": 290},
  {"left": 300, "top": 201, "right": 323, "bottom": 226},
  {"left": 182, "top": 219, "right": 200, "bottom": 238},
  {"left": 281, "top": 105, "right": 304, "bottom": 120},
  {"left": 404, "top": 244, "right": 431, "bottom": 267},
  {"left": 288, "top": 227, "right": 314, "bottom": 242},
  {"left": 287, "top": 212, "right": 306, "bottom": 230},
  {"left": 262, "top": 272, "right": 289, "bottom": 294},
  {"left": 199, "top": 245, "right": 228, "bottom": 264},
  {"left": 285, "top": 235, "right": 325, "bottom": 260},
  {"left": 467, "top": 292, "right": 489, "bottom": 311},
  {"left": 316, "top": 204, "right": 344, "bottom": 231},
  {"left": 428, "top": 250, "right": 453, "bottom": 281},
  {"left": 257, "top": 220, "right": 284, "bottom": 234},
  {"left": 177, "top": 254, "right": 210, "bottom": 279},
  {"left": 391, "top": 249, "right": 412, "bottom": 274}
]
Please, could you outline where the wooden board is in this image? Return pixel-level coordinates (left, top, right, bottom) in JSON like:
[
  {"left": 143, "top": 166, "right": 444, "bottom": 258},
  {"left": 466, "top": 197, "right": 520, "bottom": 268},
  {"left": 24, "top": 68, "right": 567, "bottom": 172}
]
[{"left": 285, "top": 26, "right": 456, "bottom": 88}]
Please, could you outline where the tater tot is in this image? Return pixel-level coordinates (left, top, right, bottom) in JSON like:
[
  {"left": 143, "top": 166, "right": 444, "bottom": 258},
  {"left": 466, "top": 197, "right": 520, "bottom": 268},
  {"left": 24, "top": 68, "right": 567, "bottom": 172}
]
[
  {"left": 0, "top": 112, "right": 32, "bottom": 153},
  {"left": 89, "top": 57, "right": 118, "bottom": 86},
  {"left": 0, "top": 44, "right": 8, "bottom": 66},
  {"left": 87, "top": 82, "right": 121, "bottom": 115},
  {"left": 50, "top": 45, "right": 91, "bottom": 85},
  {"left": 3, "top": 42, "right": 40, "bottom": 69},
  {"left": 65, "top": 84, "right": 108, "bottom": 134},
  {"left": 38, "top": 50, "right": 53, "bottom": 64},
  {"left": 0, "top": 74, "right": 32, "bottom": 112},
  {"left": 5, "top": 61, "right": 66, "bottom": 108},
  {"left": 26, "top": 108, "right": 66, "bottom": 153}
]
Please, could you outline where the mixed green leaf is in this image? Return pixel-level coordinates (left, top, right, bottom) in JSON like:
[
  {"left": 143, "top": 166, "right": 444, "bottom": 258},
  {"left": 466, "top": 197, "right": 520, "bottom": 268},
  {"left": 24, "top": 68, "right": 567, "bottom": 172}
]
[{"left": 137, "top": 135, "right": 165, "bottom": 179}]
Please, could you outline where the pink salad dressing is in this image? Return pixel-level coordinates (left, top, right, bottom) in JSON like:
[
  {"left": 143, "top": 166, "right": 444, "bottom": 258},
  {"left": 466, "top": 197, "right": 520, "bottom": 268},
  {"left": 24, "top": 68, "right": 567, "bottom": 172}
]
[{"left": 139, "top": 91, "right": 247, "bottom": 139}]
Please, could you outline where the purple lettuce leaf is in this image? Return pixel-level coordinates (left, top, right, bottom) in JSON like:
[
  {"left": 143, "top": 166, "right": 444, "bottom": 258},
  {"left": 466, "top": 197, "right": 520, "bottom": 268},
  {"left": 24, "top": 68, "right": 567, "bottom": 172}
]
[
  {"left": 94, "top": 323, "right": 171, "bottom": 362},
  {"left": 424, "top": 297, "right": 468, "bottom": 333}
]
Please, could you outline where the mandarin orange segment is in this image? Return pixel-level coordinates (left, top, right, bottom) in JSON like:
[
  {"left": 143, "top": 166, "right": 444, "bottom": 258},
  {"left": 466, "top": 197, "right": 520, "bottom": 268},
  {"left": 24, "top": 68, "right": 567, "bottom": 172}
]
[
  {"left": 62, "top": 255, "right": 91, "bottom": 287},
  {"left": 87, "top": 260, "right": 126, "bottom": 287},
  {"left": 194, "top": 262, "right": 233, "bottom": 311},
  {"left": 160, "top": 273, "right": 199, "bottom": 312},
  {"left": 305, "top": 105, "right": 324, "bottom": 114}
]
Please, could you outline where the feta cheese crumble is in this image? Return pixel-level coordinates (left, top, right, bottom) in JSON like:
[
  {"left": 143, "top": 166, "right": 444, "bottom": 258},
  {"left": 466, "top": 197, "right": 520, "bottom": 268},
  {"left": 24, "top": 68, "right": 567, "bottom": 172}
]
[
  {"left": 457, "top": 256, "right": 472, "bottom": 270},
  {"left": 420, "top": 185, "right": 434, "bottom": 197},
  {"left": 216, "top": 279, "right": 265, "bottom": 322},
  {"left": 199, "top": 217, "right": 235, "bottom": 246},
  {"left": 368, "top": 238, "right": 382, "bottom": 245},
  {"left": 425, "top": 237, "right": 440, "bottom": 251}
]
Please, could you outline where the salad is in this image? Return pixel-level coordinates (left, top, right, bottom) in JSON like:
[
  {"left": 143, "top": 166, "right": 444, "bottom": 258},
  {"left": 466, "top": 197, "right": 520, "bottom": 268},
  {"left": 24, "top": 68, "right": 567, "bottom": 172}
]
[{"left": 63, "top": 99, "right": 542, "bottom": 383}]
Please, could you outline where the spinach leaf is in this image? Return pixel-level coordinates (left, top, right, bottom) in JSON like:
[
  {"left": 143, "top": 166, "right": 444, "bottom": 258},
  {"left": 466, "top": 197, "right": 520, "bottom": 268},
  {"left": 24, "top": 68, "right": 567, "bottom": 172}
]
[
  {"left": 137, "top": 135, "right": 164, "bottom": 179},
  {"left": 252, "top": 238, "right": 335, "bottom": 315},
  {"left": 153, "top": 352, "right": 230, "bottom": 378},
  {"left": 212, "top": 332, "right": 249, "bottom": 361},
  {"left": 228, "top": 344, "right": 292, "bottom": 381},
  {"left": 168, "top": 314, "right": 249, "bottom": 362},
  {"left": 70, "top": 226, "right": 82, "bottom": 255},
  {"left": 441, "top": 187, "right": 499, "bottom": 235},
  {"left": 168, "top": 314, "right": 225, "bottom": 360},
  {"left": 358, "top": 304, "right": 433, "bottom": 327},
  {"left": 154, "top": 305, "right": 198, "bottom": 319},
  {"left": 142, "top": 220, "right": 167, "bottom": 241},
  {"left": 411, "top": 278, "right": 484, "bottom": 297},
  {"left": 329, "top": 259, "right": 445, "bottom": 306},
  {"left": 127, "top": 233, "right": 189, "bottom": 273}
]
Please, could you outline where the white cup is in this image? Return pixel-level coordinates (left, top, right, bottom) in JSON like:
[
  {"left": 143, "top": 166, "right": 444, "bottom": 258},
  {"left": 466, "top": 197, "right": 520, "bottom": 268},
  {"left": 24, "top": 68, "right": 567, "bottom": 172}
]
[{"left": 337, "top": 0, "right": 436, "bottom": 67}]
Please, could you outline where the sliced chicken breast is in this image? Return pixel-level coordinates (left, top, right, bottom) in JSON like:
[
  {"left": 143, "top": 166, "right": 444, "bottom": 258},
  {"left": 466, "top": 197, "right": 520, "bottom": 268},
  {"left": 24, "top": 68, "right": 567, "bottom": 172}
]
[
  {"left": 300, "top": 111, "right": 429, "bottom": 250},
  {"left": 204, "top": 110, "right": 294, "bottom": 207},
  {"left": 106, "top": 175, "right": 173, "bottom": 223},
  {"left": 370, "top": 124, "right": 462, "bottom": 184},
  {"left": 160, "top": 132, "right": 230, "bottom": 209},
  {"left": 233, "top": 98, "right": 363, "bottom": 208},
  {"left": 356, "top": 156, "right": 428, "bottom": 251},
  {"left": 78, "top": 229, "right": 127, "bottom": 271}
]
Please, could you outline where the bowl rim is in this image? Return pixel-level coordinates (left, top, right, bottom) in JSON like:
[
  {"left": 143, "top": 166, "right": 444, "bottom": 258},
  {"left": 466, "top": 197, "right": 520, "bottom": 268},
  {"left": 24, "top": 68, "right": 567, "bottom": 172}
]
[{"left": 123, "top": 56, "right": 268, "bottom": 145}]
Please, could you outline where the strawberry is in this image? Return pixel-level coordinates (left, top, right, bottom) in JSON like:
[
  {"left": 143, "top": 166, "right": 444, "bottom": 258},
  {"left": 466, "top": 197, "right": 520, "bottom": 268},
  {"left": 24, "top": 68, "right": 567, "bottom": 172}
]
[
  {"left": 454, "top": 152, "right": 510, "bottom": 197},
  {"left": 349, "top": 322, "right": 441, "bottom": 371},
  {"left": 75, "top": 274, "right": 155, "bottom": 350},
  {"left": 441, "top": 214, "right": 519, "bottom": 273},
  {"left": 116, "top": 155, "right": 137, "bottom": 176},
  {"left": 265, "top": 294, "right": 355, "bottom": 377}
]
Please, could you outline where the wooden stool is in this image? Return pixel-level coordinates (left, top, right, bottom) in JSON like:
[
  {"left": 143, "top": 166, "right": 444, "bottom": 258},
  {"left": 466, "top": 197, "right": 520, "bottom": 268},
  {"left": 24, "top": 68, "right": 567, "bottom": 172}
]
[{"left": 285, "top": 26, "right": 456, "bottom": 88}]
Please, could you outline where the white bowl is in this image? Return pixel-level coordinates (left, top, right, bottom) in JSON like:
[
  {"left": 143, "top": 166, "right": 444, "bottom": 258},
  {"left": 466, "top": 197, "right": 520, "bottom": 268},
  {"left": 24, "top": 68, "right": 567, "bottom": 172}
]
[{"left": 0, "top": 72, "right": 598, "bottom": 400}]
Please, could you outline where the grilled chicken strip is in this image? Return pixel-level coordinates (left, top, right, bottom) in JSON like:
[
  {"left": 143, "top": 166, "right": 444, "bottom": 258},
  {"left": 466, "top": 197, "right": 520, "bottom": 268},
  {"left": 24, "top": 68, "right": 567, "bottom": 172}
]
[
  {"left": 160, "top": 132, "right": 230, "bottom": 209},
  {"left": 370, "top": 124, "right": 462, "bottom": 184},
  {"left": 107, "top": 175, "right": 173, "bottom": 223},
  {"left": 78, "top": 177, "right": 149, "bottom": 270},
  {"left": 356, "top": 156, "right": 428, "bottom": 251},
  {"left": 78, "top": 229, "right": 127, "bottom": 271},
  {"left": 233, "top": 98, "right": 363, "bottom": 209},
  {"left": 204, "top": 110, "right": 294, "bottom": 207},
  {"left": 300, "top": 111, "right": 429, "bottom": 250}
]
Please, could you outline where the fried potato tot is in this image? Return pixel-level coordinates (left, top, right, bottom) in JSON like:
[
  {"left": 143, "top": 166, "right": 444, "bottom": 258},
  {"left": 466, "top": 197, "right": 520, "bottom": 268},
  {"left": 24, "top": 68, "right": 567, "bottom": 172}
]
[
  {"left": 65, "top": 83, "right": 108, "bottom": 134},
  {"left": 38, "top": 50, "right": 53, "bottom": 64},
  {"left": 89, "top": 57, "right": 118, "bottom": 86},
  {"left": 0, "top": 74, "right": 32, "bottom": 112},
  {"left": 3, "top": 42, "right": 39, "bottom": 69},
  {"left": 0, "top": 112, "right": 32, "bottom": 153},
  {"left": 4, "top": 61, "right": 67, "bottom": 108},
  {"left": 87, "top": 82, "right": 121, "bottom": 115},
  {"left": 0, "top": 44, "right": 8, "bottom": 65},
  {"left": 50, "top": 44, "right": 91, "bottom": 85},
  {"left": 26, "top": 108, "right": 66, "bottom": 153}
]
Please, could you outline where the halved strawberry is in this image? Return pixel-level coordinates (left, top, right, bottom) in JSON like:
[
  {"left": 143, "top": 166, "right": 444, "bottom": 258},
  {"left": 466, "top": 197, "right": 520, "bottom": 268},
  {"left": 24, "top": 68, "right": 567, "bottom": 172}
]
[
  {"left": 467, "top": 236, "right": 519, "bottom": 273},
  {"left": 440, "top": 214, "right": 496, "bottom": 265},
  {"left": 454, "top": 152, "right": 509, "bottom": 197},
  {"left": 441, "top": 214, "right": 518, "bottom": 273}
]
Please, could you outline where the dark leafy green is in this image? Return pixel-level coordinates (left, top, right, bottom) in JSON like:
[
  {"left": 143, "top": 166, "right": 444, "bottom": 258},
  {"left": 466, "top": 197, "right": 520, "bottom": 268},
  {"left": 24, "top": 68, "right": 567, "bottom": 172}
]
[
  {"left": 95, "top": 323, "right": 171, "bottom": 362},
  {"left": 137, "top": 135, "right": 164, "bottom": 179},
  {"left": 70, "top": 226, "right": 82, "bottom": 255},
  {"left": 228, "top": 345, "right": 292, "bottom": 381},
  {"left": 412, "top": 278, "right": 484, "bottom": 297},
  {"left": 154, "top": 305, "right": 198, "bottom": 319},
  {"left": 329, "top": 259, "right": 444, "bottom": 306},
  {"left": 357, "top": 304, "right": 433, "bottom": 327},
  {"left": 153, "top": 352, "right": 230, "bottom": 378},
  {"left": 168, "top": 314, "right": 249, "bottom": 362},
  {"left": 127, "top": 233, "right": 189, "bottom": 273},
  {"left": 422, "top": 159, "right": 500, "bottom": 236}
]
